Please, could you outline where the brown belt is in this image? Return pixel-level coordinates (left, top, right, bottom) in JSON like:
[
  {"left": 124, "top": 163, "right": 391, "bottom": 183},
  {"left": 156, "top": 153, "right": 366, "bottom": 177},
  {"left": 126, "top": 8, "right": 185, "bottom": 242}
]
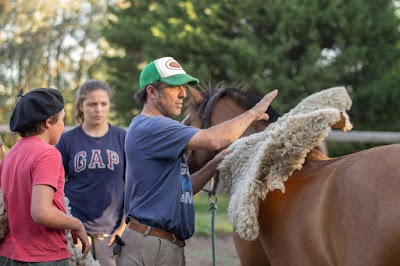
[{"left": 127, "top": 220, "right": 185, "bottom": 247}]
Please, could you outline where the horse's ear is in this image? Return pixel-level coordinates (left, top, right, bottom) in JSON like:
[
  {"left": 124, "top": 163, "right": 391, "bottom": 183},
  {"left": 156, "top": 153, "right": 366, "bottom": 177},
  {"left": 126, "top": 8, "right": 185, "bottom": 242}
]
[{"left": 186, "top": 85, "right": 204, "bottom": 107}]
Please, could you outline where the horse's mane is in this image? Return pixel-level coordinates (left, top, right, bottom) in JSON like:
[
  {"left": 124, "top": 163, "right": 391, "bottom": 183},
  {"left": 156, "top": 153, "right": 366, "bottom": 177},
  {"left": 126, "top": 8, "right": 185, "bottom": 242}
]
[{"left": 186, "top": 84, "right": 280, "bottom": 128}]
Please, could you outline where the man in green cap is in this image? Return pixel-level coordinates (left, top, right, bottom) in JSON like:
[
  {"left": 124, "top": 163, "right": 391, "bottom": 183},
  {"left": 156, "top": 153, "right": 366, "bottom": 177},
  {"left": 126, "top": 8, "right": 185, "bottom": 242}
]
[{"left": 116, "top": 56, "right": 278, "bottom": 265}]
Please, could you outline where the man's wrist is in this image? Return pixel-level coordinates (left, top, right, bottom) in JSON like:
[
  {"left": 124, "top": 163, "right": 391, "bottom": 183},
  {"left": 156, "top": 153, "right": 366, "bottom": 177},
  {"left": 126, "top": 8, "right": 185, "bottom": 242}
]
[{"left": 246, "top": 109, "right": 259, "bottom": 121}]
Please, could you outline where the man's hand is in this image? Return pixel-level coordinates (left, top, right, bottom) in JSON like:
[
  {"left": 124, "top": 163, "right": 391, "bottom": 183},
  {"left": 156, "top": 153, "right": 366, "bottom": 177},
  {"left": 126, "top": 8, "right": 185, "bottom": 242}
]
[
  {"left": 251, "top": 89, "right": 278, "bottom": 121},
  {"left": 212, "top": 149, "right": 231, "bottom": 165}
]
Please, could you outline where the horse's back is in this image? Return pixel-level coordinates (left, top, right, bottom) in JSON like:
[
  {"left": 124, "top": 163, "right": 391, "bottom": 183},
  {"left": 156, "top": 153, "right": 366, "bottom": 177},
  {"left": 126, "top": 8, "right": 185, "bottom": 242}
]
[{"left": 257, "top": 144, "right": 400, "bottom": 265}]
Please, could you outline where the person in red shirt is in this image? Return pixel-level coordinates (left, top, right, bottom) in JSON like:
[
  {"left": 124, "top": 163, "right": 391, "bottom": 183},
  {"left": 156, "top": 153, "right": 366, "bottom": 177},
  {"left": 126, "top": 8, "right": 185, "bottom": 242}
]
[{"left": 0, "top": 88, "right": 90, "bottom": 265}]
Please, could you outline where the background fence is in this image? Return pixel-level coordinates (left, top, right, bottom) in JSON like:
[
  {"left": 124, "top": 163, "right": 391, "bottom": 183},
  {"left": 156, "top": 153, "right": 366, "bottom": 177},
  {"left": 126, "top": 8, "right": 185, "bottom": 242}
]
[
  {"left": 326, "top": 130, "right": 400, "bottom": 143},
  {"left": 1, "top": 124, "right": 400, "bottom": 144}
]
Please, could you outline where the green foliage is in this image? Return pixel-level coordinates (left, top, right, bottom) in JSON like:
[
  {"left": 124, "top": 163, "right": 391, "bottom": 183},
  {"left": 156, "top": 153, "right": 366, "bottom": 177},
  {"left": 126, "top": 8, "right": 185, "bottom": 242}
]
[
  {"left": 350, "top": 69, "right": 400, "bottom": 131},
  {"left": 326, "top": 141, "right": 383, "bottom": 157},
  {"left": 102, "top": 1, "right": 155, "bottom": 125},
  {"left": 104, "top": 0, "right": 400, "bottom": 129}
]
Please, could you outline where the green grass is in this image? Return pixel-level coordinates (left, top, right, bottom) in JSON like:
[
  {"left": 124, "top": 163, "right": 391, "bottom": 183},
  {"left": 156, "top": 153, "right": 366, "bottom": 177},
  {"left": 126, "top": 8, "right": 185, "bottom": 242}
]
[{"left": 194, "top": 191, "right": 233, "bottom": 236}]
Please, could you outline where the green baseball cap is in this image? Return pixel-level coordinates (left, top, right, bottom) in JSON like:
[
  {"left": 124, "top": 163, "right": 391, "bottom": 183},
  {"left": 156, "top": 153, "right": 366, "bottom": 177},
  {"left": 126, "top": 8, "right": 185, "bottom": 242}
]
[{"left": 139, "top": 57, "right": 199, "bottom": 89}]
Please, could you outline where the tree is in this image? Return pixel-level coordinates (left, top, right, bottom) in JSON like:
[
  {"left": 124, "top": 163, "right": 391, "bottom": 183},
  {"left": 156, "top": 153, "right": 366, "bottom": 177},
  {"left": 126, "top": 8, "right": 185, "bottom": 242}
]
[
  {"left": 0, "top": 0, "right": 108, "bottom": 125},
  {"left": 104, "top": 0, "right": 400, "bottom": 129},
  {"left": 102, "top": 0, "right": 158, "bottom": 125}
]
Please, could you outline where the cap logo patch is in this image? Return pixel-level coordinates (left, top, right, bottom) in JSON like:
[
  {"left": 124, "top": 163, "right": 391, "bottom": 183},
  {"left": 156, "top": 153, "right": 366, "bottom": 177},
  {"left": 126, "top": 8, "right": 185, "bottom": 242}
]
[
  {"left": 139, "top": 56, "right": 199, "bottom": 88},
  {"left": 166, "top": 59, "right": 183, "bottom": 70},
  {"left": 154, "top": 56, "right": 186, "bottom": 78}
]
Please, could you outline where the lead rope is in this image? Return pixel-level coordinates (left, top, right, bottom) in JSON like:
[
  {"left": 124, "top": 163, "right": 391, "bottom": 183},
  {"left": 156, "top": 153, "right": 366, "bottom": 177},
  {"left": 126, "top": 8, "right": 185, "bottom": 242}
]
[
  {"left": 205, "top": 169, "right": 220, "bottom": 266},
  {"left": 209, "top": 193, "right": 217, "bottom": 266},
  {"left": 199, "top": 97, "right": 223, "bottom": 266}
]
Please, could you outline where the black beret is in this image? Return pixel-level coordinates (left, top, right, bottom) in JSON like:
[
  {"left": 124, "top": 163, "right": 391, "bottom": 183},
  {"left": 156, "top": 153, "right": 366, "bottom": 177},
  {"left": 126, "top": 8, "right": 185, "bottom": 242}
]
[{"left": 10, "top": 88, "right": 64, "bottom": 132}]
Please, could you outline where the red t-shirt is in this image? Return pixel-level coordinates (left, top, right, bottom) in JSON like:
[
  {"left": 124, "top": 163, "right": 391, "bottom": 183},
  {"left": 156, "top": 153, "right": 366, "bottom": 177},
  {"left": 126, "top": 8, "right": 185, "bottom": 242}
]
[{"left": 0, "top": 136, "right": 69, "bottom": 262}]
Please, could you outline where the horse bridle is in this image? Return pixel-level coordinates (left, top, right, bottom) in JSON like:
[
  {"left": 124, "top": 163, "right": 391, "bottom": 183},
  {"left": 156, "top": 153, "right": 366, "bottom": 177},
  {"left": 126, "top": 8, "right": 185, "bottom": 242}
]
[
  {"left": 198, "top": 89, "right": 227, "bottom": 196},
  {"left": 199, "top": 89, "right": 225, "bottom": 130},
  {"left": 183, "top": 88, "right": 229, "bottom": 196}
]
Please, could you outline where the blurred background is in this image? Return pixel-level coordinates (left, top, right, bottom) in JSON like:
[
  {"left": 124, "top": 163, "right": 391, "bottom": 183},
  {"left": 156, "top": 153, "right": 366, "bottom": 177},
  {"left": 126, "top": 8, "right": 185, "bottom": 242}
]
[{"left": 1, "top": 0, "right": 400, "bottom": 155}]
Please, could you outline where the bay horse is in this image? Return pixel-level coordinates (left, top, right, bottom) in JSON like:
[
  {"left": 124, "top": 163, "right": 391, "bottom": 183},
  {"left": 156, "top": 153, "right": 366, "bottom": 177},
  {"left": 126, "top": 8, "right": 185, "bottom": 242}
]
[{"left": 184, "top": 85, "right": 400, "bottom": 265}]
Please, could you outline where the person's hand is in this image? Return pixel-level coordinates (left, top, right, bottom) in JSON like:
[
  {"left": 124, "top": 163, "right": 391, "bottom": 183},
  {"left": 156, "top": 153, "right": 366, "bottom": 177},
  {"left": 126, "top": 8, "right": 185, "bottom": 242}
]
[
  {"left": 71, "top": 223, "right": 90, "bottom": 258},
  {"left": 109, "top": 221, "right": 126, "bottom": 257},
  {"left": 212, "top": 149, "right": 231, "bottom": 165},
  {"left": 251, "top": 89, "right": 278, "bottom": 121},
  {"left": 109, "top": 226, "right": 125, "bottom": 247}
]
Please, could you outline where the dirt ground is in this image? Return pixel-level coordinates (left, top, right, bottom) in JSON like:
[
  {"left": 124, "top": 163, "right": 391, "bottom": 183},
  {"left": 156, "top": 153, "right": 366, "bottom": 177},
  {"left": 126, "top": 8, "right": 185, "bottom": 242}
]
[{"left": 185, "top": 234, "right": 240, "bottom": 266}]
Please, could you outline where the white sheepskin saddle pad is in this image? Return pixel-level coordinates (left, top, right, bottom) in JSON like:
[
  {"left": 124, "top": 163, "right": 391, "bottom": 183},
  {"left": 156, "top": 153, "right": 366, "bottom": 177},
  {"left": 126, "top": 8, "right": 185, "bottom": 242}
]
[
  {"left": 0, "top": 190, "right": 7, "bottom": 241},
  {"left": 218, "top": 86, "right": 353, "bottom": 240}
]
